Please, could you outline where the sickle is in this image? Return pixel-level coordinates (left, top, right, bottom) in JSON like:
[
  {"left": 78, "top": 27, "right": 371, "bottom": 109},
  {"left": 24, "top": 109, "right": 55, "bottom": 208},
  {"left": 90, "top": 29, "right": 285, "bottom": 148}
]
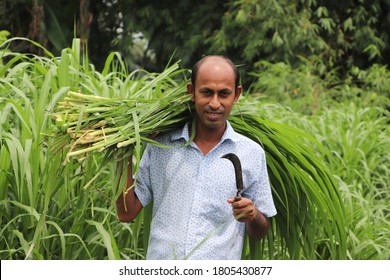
[{"left": 221, "top": 153, "right": 243, "bottom": 201}]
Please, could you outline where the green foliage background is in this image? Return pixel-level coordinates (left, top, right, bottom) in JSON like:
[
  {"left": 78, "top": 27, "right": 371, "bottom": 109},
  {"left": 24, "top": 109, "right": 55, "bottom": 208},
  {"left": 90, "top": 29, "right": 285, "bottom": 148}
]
[{"left": 0, "top": 0, "right": 389, "bottom": 260}]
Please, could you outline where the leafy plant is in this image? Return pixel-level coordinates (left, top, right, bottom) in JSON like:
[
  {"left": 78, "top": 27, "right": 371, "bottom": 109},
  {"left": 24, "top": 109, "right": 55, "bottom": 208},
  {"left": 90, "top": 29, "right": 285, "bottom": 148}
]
[{"left": 250, "top": 100, "right": 390, "bottom": 260}]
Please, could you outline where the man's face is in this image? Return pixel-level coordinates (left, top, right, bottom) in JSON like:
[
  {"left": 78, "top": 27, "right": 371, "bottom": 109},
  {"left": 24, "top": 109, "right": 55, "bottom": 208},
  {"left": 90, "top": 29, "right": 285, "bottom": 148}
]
[{"left": 187, "top": 58, "right": 241, "bottom": 131}]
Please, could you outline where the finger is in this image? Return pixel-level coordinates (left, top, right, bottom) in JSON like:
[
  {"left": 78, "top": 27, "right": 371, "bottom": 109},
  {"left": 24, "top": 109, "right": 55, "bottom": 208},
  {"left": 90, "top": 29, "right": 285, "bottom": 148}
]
[
  {"left": 233, "top": 208, "right": 252, "bottom": 222},
  {"left": 227, "top": 198, "right": 235, "bottom": 204},
  {"left": 232, "top": 198, "right": 252, "bottom": 209}
]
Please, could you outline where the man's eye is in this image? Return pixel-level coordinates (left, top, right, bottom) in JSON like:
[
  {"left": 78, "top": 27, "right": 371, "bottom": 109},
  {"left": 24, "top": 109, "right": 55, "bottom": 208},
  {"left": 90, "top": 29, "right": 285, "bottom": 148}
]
[{"left": 219, "top": 91, "right": 230, "bottom": 97}]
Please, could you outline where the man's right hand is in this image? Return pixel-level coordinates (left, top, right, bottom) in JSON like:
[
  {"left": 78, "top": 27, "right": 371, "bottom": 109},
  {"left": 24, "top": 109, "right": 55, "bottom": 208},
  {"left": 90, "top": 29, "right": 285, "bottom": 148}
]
[{"left": 116, "top": 156, "right": 143, "bottom": 222}]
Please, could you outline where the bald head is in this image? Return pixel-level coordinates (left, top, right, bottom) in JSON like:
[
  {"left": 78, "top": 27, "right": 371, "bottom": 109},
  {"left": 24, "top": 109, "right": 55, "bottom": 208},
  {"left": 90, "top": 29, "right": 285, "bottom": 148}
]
[{"left": 191, "top": 56, "right": 240, "bottom": 90}]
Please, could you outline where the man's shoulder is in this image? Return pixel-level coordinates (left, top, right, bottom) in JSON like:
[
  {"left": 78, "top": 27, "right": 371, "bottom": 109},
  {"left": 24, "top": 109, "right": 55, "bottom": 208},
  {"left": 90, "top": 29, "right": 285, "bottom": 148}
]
[
  {"left": 234, "top": 130, "right": 264, "bottom": 150},
  {"left": 147, "top": 125, "right": 186, "bottom": 148},
  {"left": 226, "top": 133, "right": 266, "bottom": 165}
]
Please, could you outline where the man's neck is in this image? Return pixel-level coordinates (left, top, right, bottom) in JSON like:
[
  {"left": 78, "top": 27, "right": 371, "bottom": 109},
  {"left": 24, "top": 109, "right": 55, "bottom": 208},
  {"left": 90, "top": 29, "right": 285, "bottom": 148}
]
[{"left": 193, "top": 121, "right": 226, "bottom": 156}]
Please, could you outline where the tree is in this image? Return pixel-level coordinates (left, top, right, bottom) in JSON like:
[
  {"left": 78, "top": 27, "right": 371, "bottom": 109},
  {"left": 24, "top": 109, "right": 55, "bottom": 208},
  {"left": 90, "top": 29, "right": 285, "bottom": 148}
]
[
  {"left": 210, "top": 0, "right": 389, "bottom": 85},
  {"left": 3, "top": 0, "right": 389, "bottom": 84},
  {"left": 115, "top": 0, "right": 226, "bottom": 71}
]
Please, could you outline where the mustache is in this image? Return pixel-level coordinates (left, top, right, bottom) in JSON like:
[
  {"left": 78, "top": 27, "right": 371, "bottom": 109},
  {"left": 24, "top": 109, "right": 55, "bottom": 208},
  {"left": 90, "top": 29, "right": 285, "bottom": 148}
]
[{"left": 205, "top": 106, "right": 224, "bottom": 113}]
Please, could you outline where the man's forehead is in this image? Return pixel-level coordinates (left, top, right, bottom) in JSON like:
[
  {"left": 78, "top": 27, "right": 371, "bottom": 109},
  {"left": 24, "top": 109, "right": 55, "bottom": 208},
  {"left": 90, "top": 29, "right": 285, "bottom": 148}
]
[{"left": 197, "top": 58, "right": 235, "bottom": 77}]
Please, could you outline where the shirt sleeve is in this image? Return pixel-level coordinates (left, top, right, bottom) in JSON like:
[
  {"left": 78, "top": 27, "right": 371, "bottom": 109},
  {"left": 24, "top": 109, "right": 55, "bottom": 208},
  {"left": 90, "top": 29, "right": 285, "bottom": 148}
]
[{"left": 244, "top": 148, "right": 277, "bottom": 218}]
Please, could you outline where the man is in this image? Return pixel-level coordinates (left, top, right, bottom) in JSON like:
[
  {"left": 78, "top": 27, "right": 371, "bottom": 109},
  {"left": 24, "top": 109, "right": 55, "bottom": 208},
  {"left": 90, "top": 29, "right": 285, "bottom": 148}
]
[{"left": 116, "top": 55, "right": 277, "bottom": 259}]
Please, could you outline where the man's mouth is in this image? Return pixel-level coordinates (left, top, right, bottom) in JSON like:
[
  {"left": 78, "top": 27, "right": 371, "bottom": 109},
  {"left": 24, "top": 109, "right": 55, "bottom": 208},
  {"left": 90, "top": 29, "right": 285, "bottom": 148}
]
[{"left": 206, "top": 111, "right": 223, "bottom": 120}]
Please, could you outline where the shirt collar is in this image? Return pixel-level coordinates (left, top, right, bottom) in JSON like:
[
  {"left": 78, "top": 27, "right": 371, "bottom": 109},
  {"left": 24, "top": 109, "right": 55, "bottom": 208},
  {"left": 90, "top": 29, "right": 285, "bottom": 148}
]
[{"left": 171, "top": 120, "right": 240, "bottom": 143}]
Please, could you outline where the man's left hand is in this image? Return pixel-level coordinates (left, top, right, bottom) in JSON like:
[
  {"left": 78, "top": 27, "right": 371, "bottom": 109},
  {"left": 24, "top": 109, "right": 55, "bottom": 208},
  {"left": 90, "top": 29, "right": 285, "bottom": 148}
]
[{"left": 227, "top": 197, "right": 257, "bottom": 223}]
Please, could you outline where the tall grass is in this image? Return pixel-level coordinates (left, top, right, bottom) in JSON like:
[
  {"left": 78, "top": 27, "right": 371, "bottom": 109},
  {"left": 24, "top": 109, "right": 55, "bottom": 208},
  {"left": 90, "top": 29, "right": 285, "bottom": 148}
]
[
  {"left": 252, "top": 100, "right": 390, "bottom": 259},
  {"left": 0, "top": 38, "right": 142, "bottom": 259},
  {"left": 310, "top": 104, "right": 390, "bottom": 259}
]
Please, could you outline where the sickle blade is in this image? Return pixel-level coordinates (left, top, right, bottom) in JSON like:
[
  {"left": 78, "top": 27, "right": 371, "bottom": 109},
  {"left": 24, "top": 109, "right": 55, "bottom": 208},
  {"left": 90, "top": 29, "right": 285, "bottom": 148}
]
[{"left": 221, "top": 153, "right": 243, "bottom": 201}]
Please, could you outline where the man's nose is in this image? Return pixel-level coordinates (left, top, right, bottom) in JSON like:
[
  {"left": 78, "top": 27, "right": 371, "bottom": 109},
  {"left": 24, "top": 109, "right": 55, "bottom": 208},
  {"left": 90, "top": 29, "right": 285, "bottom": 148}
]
[{"left": 209, "top": 94, "right": 220, "bottom": 109}]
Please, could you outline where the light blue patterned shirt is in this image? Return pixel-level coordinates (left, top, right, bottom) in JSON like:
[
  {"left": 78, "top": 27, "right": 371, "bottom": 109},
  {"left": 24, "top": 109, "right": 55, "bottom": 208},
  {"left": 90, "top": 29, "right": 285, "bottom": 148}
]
[{"left": 135, "top": 121, "right": 277, "bottom": 260}]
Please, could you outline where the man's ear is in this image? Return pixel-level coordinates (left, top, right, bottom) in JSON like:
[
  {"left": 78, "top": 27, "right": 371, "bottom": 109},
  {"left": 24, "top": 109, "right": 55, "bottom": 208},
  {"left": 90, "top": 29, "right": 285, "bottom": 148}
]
[
  {"left": 187, "top": 83, "right": 195, "bottom": 102},
  {"left": 234, "top": 85, "right": 242, "bottom": 103}
]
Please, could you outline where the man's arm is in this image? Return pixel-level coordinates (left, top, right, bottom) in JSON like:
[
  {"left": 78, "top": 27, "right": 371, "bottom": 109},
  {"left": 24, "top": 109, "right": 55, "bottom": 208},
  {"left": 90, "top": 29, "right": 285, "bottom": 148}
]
[
  {"left": 227, "top": 197, "right": 270, "bottom": 240},
  {"left": 245, "top": 205, "right": 270, "bottom": 240},
  {"left": 116, "top": 156, "right": 143, "bottom": 222}
]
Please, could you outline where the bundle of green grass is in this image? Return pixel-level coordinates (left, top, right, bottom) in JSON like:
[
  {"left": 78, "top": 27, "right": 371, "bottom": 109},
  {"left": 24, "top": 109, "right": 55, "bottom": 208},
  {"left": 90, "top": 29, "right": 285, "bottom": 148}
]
[{"left": 52, "top": 63, "right": 192, "bottom": 163}]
